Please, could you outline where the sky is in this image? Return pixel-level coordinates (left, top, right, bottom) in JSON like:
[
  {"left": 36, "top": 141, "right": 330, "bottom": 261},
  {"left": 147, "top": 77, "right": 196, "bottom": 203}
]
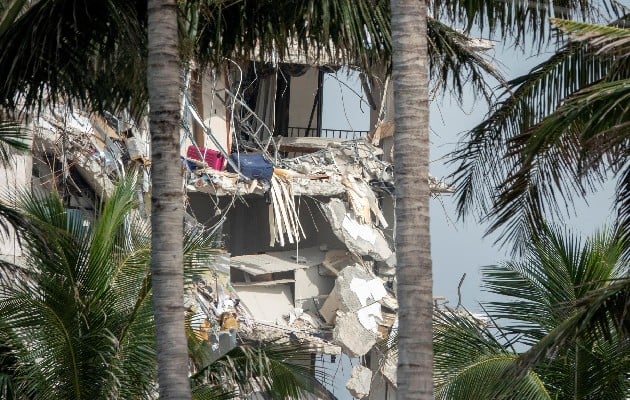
[{"left": 321, "top": 37, "right": 617, "bottom": 311}]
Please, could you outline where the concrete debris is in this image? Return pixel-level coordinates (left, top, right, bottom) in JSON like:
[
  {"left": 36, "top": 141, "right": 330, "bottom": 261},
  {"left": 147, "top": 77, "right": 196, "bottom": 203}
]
[
  {"left": 242, "top": 321, "right": 341, "bottom": 355},
  {"left": 346, "top": 365, "right": 373, "bottom": 399},
  {"left": 184, "top": 270, "right": 247, "bottom": 342},
  {"left": 188, "top": 139, "right": 453, "bottom": 197},
  {"left": 275, "top": 136, "right": 348, "bottom": 153},
  {"left": 207, "top": 329, "right": 237, "bottom": 363},
  {"left": 231, "top": 249, "right": 316, "bottom": 275},
  {"left": 324, "top": 198, "right": 393, "bottom": 261},
  {"left": 333, "top": 311, "right": 378, "bottom": 357},
  {"left": 36, "top": 110, "right": 118, "bottom": 198},
  {"left": 357, "top": 302, "right": 383, "bottom": 333},
  {"left": 368, "top": 120, "right": 394, "bottom": 146},
  {"left": 376, "top": 253, "right": 397, "bottom": 276},
  {"left": 342, "top": 175, "right": 388, "bottom": 227},
  {"left": 321, "top": 249, "right": 361, "bottom": 276},
  {"left": 320, "top": 265, "right": 395, "bottom": 357},
  {"left": 319, "top": 265, "right": 376, "bottom": 324},
  {"left": 350, "top": 277, "right": 388, "bottom": 307},
  {"left": 368, "top": 351, "right": 398, "bottom": 400},
  {"left": 381, "top": 351, "right": 397, "bottom": 387}
]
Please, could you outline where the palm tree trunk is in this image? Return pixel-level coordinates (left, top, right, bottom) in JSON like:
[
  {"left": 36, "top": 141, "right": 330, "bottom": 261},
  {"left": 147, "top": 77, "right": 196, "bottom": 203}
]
[
  {"left": 391, "top": 0, "right": 433, "bottom": 399},
  {"left": 147, "top": 1, "right": 191, "bottom": 399}
]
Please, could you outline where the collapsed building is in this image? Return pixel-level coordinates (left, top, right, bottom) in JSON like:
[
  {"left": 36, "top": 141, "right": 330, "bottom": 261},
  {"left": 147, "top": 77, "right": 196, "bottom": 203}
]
[{"left": 0, "top": 57, "right": 453, "bottom": 399}]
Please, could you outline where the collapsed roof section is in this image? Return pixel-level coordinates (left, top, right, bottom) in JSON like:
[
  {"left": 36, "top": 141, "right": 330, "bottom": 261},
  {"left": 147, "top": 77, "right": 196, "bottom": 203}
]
[{"left": 187, "top": 138, "right": 452, "bottom": 198}]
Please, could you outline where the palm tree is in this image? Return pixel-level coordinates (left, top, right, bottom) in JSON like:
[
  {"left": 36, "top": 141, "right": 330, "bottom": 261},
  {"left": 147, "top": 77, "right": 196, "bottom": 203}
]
[
  {"left": 146, "top": 0, "right": 190, "bottom": 398},
  {"left": 390, "top": 0, "right": 433, "bottom": 398},
  {"left": 434, "top": 225, "right": 629, "bottom": 399},
  {"left": 0, "top": 176, "right": 215, "bottom": 398},
  {"left": 0, "top": 120, "right": 30, "bottom": 239},
  {"left": 449, "top": 13, "right": 630, "bottom": 249},
  {"left": 482, "top": 225, "right": 629, "bottom": 399}
]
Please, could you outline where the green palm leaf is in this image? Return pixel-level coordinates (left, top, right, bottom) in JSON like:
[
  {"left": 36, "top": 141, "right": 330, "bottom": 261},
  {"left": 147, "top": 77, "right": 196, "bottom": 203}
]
[
  {"left": 449, "top": 14, "right": 630, "bottom": 249},
  {"left": 428, "top": 17, "right": 505, "bottom": 103},
  {"left": 434, "top": 308, "right": 551, "bottom": 400},
  {"left": 480, "top": 225, "right": 629, "bottom": 399},
  {"left": 552, "top": 18, "right": 630, "bottom": 55},
  {"left": 0, "top": 121, "right": 29, "bottom": 167},
  {"left": 191, "top": 340, "right": 325, "bottom": 399},
  {"left": 0, "top": 174, "right": 225, "bottom": 399},
  {"left": 429, "top": 0, "right": 622, "bottom": 47},
  {"left": 520, "top": 276, "right": 630, "bottom": 366},
  {"left": 482, "top": 225, "right": 625, "bottom": 343},
  {"left": 0, "top": 0, "right": 147, "bottom": 117},
  {"left": 195, "top": 0, "right": 391, "bottom": 73}
]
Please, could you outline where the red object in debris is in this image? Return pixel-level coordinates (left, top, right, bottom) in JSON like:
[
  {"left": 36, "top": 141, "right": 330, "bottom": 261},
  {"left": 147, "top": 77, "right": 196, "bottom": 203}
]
[{"left": 186, "top": 145, "right": 226, "bottom": 170}]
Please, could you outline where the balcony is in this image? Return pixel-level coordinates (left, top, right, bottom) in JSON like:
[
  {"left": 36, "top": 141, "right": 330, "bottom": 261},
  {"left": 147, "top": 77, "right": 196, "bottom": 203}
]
[{"left": 285, "top": 126, "right": 369, "bottom": 140}]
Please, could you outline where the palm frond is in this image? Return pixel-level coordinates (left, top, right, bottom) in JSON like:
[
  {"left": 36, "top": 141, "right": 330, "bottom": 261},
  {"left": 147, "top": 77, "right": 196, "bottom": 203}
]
[
  {"left": 0, "top": 0, "right": 147, "bottom": 117},
  {"left": 434, "top": 308, "right": 552, "bottom": 400},
  {"left": 449, "top": 40, "right": 610, "bottom": 218},
  {"left": 482, "top": 224, "right": 626, "bottom": 344},
  {"left": 0, "top": 121, "right": 29, "bottom": 167},
  {"left": 448, "top": 14, "right": 630, "bottom": 248},
  {"left": 489, "top": 77, "right": 630, "bottom": 247},
  {"left": 0, "top": 196, "right": 27, "bottom": 241},
  {"left": 552, "top": 17, "right": 630, "bottom": 56},
  {"left": 191, "top": 385, "right": 236, "bottom": 400},
  {"left": 519, "top": 277, "right": 630, "bottom": 367},
  {"left": 0, "top": 177, "right": 156, "bottom": 398},
  {"left": 195, "top": 0, "right": 391, "bottom": 73},
  {"left": 429, "top": 0, "right": 623, "bottom": 48},
  {"left": 427, "top": 17, "right": 505, "bottom": 104},
  {"left": 192, "top": 340, "right": 324, "bottom": 400}
]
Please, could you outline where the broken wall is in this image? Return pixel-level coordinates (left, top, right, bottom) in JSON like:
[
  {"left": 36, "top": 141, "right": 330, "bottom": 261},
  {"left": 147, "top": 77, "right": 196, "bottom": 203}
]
[
  {"left": 188, "top": 193, "right": 345, "bottom": 256},
  {"left": 294, "top": 266, "right": 336, "bottom": 313}
]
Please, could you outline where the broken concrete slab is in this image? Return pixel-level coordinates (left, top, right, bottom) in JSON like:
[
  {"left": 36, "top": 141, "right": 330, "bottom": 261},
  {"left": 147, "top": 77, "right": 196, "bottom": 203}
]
[
  {"left": 346, "top": 365, "right": 373, "bottom": 399},
  {"left": 333, "top": 311, "right": 377, "bottom": 357},
  {"left": 324, "top": 198, "right": 393, "bottom": 261},
  {"left": 319, "top": 264, "right": 377, "bottom": 324},
  {"left": 319, "top": 265, "right": 395, "bottom": 357},
  {"left": 321, "top": 249, "right": 361, "bottom": 276},
  {"left": 368, "top": 364, "right": 397, "bottom": 400},
  {"left": 275, "top": 136, "right": 348, "bottom": 153},
  {"left": 230, "top": 246, "right": 325, "bottom": 276}
]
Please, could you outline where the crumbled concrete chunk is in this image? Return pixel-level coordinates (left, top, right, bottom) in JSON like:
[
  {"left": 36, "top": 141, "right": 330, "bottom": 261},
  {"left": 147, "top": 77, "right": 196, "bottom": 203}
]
[
  {"left": 333, "top": 311, "right": 377, "bottom": 357},
  {"left": 381, "top": 351, "right": 397, "bottom": 387},
  {"left": 319, "top": 264, "right": 377, "bottom": 323},
  {"left": 321, "top": 265, "right": 396, "bottom": 357},
  {"left": 346, "top": 365, "right": 373, "bottom": 399},
  {"left": 324, "top": 199, "right": 393, "bottom": 261}
]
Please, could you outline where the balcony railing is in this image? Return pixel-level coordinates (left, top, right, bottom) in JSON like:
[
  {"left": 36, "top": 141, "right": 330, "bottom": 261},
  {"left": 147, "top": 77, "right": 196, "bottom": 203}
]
[{"left": 285, "top": 126, "right": 369, "bottom": 140}]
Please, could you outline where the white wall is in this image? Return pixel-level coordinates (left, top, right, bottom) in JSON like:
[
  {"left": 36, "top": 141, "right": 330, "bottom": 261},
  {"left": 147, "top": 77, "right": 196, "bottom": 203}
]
[{"left": 0, "top": 152, "right": 32, "bottom": 262}]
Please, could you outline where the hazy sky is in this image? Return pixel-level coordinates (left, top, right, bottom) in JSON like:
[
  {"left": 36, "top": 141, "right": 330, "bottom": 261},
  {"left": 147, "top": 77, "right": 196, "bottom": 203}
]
[{"left": 321, "top": 37, "right": 617, "bottom": 311}]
